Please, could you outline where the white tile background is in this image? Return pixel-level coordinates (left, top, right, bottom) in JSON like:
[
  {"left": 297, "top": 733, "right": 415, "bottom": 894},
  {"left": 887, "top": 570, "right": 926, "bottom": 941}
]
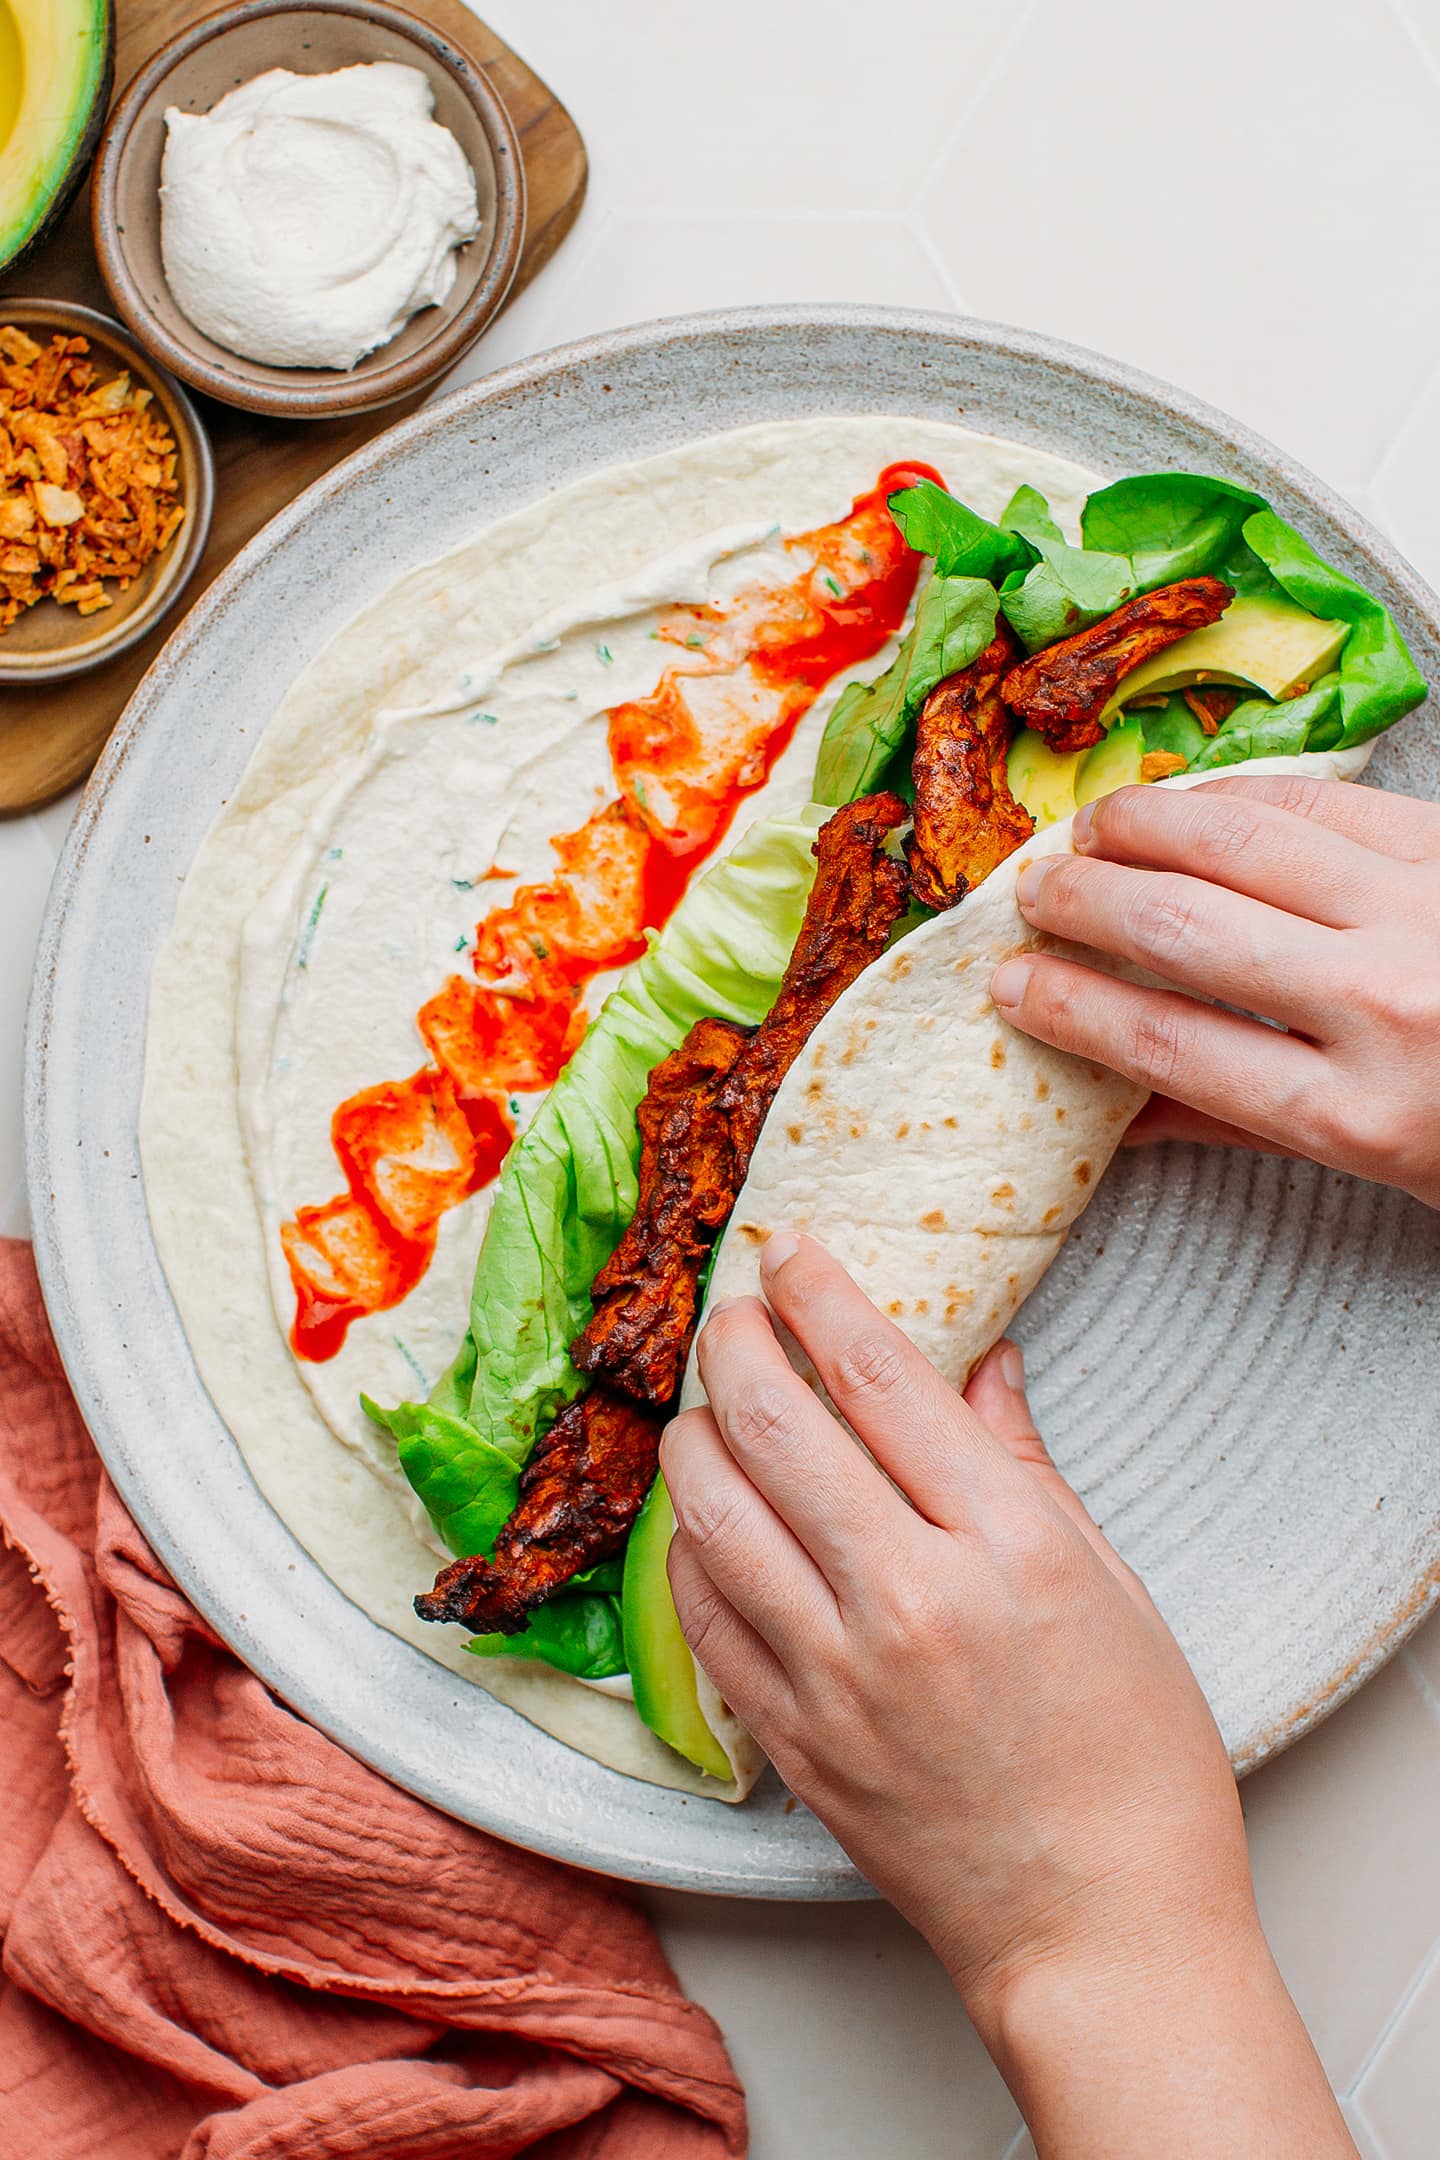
[{"left": 4, "top": 1, "right": 1440, "bottom": 2150}]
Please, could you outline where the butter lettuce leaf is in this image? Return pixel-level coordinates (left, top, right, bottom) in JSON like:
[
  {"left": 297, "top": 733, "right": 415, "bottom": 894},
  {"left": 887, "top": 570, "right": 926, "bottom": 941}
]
[
  {"left": 1233, "top": 511, "right": 1426, "bottom": 749},
  {"left": 1078, "top": 472, "right": 1271, "bottom": 593},
  {"left": 887, "top": 479, "right": 1036, "bottom": 584},
  {"left": 998, "top": 484, "right": 1135, "bottom": 652},
  {"left": 467, "top": 1593, "right": 626, "bottom": 1679},
  {"left": 361, "top": 1395, "right": 519, "bottom": 1560},
  {"left": 1188, "top": 676, "right": 1340, "bottom": 771},
  {"left": 814, "top": 574, "right": 999, "bottom": 805},
  {"left": 371, "top": 804, "right": 830, "bottom": 1547}
]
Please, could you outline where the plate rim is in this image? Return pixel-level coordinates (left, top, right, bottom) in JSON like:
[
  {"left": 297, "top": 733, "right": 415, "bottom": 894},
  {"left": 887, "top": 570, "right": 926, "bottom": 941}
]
[{"left": 25, "top": 303, "right": 1440, "bottom": 1896}]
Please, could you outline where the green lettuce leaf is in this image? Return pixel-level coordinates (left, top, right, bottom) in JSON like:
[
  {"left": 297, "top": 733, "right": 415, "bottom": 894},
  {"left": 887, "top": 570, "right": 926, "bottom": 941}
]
[
  {"left": 466, "top": 1594, "right": 626, "bottom": 1678},
  {"left": 1138, "top": 694, "right": 1209, "bottom": 767},
  {"left": 372, "top": 805, "right": 830, "bottom": 1524},
  {"left": 1078, "top": 472, "right": 1271, "bottom": 593},
  {"left": 998, "top": 484, "right": 1135, "bottom": 652},
  {"left": 1234, "top": 511, "right": 1427, "bottom": 749},
  {"left": 813, "top": 574, "right": 999, "bottom": 805},
  {"left": 887, "top": 479, "right": 1036, "bottom": 584},
  {"left": 1188, "top": 675, "right": 1341, "bottom": 771},
  {"left": 361, "top": 1395, "right": 519, "bottom": 1559}
]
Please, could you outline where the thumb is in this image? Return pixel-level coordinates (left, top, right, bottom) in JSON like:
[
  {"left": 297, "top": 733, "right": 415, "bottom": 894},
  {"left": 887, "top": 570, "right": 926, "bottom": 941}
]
[{"left": 964, "top": 1342, "right": 1153, "bottom": 1607}]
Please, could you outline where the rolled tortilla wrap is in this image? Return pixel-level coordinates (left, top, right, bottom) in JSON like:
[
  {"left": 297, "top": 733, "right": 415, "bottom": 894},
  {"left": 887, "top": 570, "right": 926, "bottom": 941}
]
[{"left": 674, "top": 748, "right": 1373, "bottom": 1765}]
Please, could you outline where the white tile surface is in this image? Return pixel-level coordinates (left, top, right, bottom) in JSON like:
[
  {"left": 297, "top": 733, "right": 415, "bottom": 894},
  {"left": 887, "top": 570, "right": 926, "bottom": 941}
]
[
  {"left": 643, "top": 1893, "right": 1022, "bottom": 2160},
  {"left": 5, "top": 0, "right": 1439, "bottom": 2151},
  {"left": 1353, "top": 1945, "right": 1440, "bottom": 2155},
  {"left": 1242, "top": 1658, "right": 1440, "bottom": 2093}
]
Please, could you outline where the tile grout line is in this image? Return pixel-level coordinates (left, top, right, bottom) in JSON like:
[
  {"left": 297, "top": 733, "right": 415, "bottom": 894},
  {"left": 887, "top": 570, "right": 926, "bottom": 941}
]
[
  {"left": 1340, "top": 1930, "right": 1440, "bottom": 2103},
  {"left": 908, "top": 217, "right": 967, "bottom": 313},
  {"left": 1347, "top": 2090, "right": 1395, "bottom": 2160},
  {"left": 904, "top": 0, "right": 1045, "bottom": 215},
  {"left": 1389, "top": 0, "right": 1440, "bottom": 93}
]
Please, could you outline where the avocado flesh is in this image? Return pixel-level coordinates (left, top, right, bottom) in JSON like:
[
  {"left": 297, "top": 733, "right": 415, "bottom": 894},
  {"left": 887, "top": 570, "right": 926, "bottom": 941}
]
[
  {"left": 1098, "top": 594, "right": 1349, "bottom": 728},
  {"left": 623, "top": 1477, "right": 731, "bottom": 1781},
  {"left": 1075, "top": 716, "right": 1145, "bottom": 807},
  {"left": 0, "top": 0, "right": 113, "bottom": 274},
  {"left": 1007, "top": 728, "right": 1083, "bottom": 829}
]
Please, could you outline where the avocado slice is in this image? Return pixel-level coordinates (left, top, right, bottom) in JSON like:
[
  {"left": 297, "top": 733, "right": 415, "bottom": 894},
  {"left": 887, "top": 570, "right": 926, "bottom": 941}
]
[
  {"left": 1075, "top": 715, "right": 1145, "bottom": 807},
  {"left": 0, "top": 0, "right": 114, "bottom": 275},
  {"left": 1007, "top": 728, "right": 1083, "bottom": 829},
  {"left": 623, "top": 1476, "right": 731, "bottom": 1781},
  {"left": 1098, "top": 593, "right": 1349, "bottom": 728}
]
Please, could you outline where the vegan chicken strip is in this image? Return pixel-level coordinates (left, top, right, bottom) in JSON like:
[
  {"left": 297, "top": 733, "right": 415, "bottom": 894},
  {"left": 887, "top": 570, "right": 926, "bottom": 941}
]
[
  {"left": 906, "top": 624, "right": 1033, "bottom": 910},
  {"left": 419, "top": 793, "right": 911, "bottom": 1635},
  {"left": 571, "top": 1016, "right": 750, "bottom": 1405},
  {"left": 1001, "top": 576, "right": 1234, "bottom": 752},
  {"left": 415, "top": 1384, "right": 663, "bottom": 1635}
]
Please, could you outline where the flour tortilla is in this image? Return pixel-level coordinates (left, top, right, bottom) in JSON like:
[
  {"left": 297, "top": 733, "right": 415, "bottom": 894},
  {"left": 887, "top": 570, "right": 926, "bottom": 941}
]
[
  {"left": 141, "top": 414, "right": 1100, "bottom": 1802},
  {"left": 687, "top": 750, "right": 1373, "bottom": 1400}
]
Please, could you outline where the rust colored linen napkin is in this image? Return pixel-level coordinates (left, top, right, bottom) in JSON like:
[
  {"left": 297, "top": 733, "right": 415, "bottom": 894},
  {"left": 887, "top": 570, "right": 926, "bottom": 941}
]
[{"left": 0, "top": 1238, "right": 746, "bottom": 2158}]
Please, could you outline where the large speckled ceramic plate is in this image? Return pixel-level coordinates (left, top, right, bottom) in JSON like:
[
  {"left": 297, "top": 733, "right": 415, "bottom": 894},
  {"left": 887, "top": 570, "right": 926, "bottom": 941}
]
[{"left": 27, "top": 308, "right": 1440, "bottom": 1896}]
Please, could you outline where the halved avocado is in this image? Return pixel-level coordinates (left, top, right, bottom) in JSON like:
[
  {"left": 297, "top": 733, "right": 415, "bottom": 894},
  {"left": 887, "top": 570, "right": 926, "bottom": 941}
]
[
  {"left": 1098, "top": 593, "right": 1349, "bottom": 727},
  {"left": 1075, "top": 715, "right": 1145, "bottom": 807},
  {"left": 623, "top": 1476, "right": 731, "bottom": 1781},
  {"left": 0, "top": 0, "right": 114, "bottom": 275},
  {"left": 1007, "top": 728, "right": 1083, "bottom": 829}
]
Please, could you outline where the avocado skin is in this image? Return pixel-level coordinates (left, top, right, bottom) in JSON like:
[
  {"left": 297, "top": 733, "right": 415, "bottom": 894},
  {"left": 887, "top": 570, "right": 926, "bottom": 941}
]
[{"left": 0, "top": 0, "right": 115, "bottom": 276}]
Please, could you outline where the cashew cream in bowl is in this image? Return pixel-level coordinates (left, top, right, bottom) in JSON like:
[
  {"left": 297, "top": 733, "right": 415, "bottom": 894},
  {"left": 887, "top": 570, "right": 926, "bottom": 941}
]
[{"left": 159, "top": 61, "right": 481, "bottom": 371}]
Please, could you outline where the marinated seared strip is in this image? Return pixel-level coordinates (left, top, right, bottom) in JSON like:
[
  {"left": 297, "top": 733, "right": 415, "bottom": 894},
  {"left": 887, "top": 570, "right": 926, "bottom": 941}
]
[
  {"left": 719, "top": 790, "right": 911, "bottom": 1174},
  {"left": 906, "top": 625, "right": 1033, "bottom": 911},
  {"left": 575, "top": 790, "right": 910, "bottom": 1398},
  {"left": 415, "top": 1384, "right": 661, "bottom": 1634},
  {"left": 570, "top": 1016, "right": 750, "bottom": 1403},
  {"left": 1001, "top": 576, "right": 1234, "bottom": 752},
  {"left": 416, "top": 795, "right": 911, "bottom": 1637}
]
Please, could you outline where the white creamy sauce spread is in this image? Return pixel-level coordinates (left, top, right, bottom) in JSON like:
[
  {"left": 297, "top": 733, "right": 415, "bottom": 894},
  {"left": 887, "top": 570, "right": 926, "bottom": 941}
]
[
  {"left": 142, "top": 417, "right": 1103, "bottom": 1749},
  {"left": 160, "top": 63, "right": 480, "bottom": 370},
  {"left": 236, "top": 518, "right": 903, "bottom": 1529}
]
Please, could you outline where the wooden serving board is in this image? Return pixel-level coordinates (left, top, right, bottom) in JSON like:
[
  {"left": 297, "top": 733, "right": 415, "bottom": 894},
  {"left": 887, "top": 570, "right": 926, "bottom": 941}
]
[{"left": 0, "top": 0, "right": 586, "bottom": 815}]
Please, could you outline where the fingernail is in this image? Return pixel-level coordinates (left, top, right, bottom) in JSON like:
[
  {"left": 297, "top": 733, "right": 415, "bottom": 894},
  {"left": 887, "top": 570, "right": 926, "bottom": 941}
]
[
  {"left": 1014, "top": 861, "right": 1047, "bottom": 912},
  {"left": 1000, "top": 1340, "right": 1025, "bottom": 1391},
  {"left": 1072, "top": 800, "right": 1096, "bottom": 848},
  {"left": 760, "top": 1231, "right": 801, "bottom": 1274},
  {"left": 990, "top": 957, "right": 1033, "bottom": 1012}
]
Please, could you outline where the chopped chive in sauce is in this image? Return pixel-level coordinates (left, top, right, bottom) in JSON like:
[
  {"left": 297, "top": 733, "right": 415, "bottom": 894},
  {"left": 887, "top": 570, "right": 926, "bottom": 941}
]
[
  {"left": 823, "top": 572, "right": 843, "bottom": 598},
  {"left": 392, "top": 1336, "right": 428, "bottom": 1392},
  {"left": 507, "top": 1094, "right": 522, "bottom": 1120},
  {"left": 295, "top": 882, "right": 328, "bottom": 970},
  {"left": 596, "top": 642, "right": 614, "bottom": 665},
  {"left": 451, "top": 876, "right": 474, "bottom": 892},
  {"left": 685, "top": 632, "right": 705, "bottom": 649},
  {"left": 454, "top": 934, "right": 469, "bottom": 953},
  {"left": 468, "top": 711, "right": 499, "bottom": 726},
  {"left": 326, "top": 845, "right": 344, "bottom": 862},
  {"left": 529, "top": 935, "right": 550, "bottom": 959}
]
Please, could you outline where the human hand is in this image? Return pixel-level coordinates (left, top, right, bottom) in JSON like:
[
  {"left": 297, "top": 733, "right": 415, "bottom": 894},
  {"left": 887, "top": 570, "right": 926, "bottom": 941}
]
[
  {"left": 989, "top": 774, "right": 1440, "bottom": 1209},
  {"left": 663, "top": 1235, "right": 1248, "bottom": 2010},
  {"left": 661, "top": 1235, "right": 1354, "bottom": 2156}
]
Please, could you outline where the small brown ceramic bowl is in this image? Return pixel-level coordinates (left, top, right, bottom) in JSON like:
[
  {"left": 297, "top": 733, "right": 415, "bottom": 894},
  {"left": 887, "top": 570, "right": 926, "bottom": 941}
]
[
  {"left": 0, "top": 298, "right": 214, "bottom": 685},
  {"left": 90, "top": 0, "right": 526, "bottom": 420}
]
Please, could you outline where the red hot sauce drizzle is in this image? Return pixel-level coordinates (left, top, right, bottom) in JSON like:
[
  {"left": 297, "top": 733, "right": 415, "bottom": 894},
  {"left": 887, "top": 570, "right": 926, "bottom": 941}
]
[{"left": 282, "top": 462, "right": 941, "bottom": 1360}]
